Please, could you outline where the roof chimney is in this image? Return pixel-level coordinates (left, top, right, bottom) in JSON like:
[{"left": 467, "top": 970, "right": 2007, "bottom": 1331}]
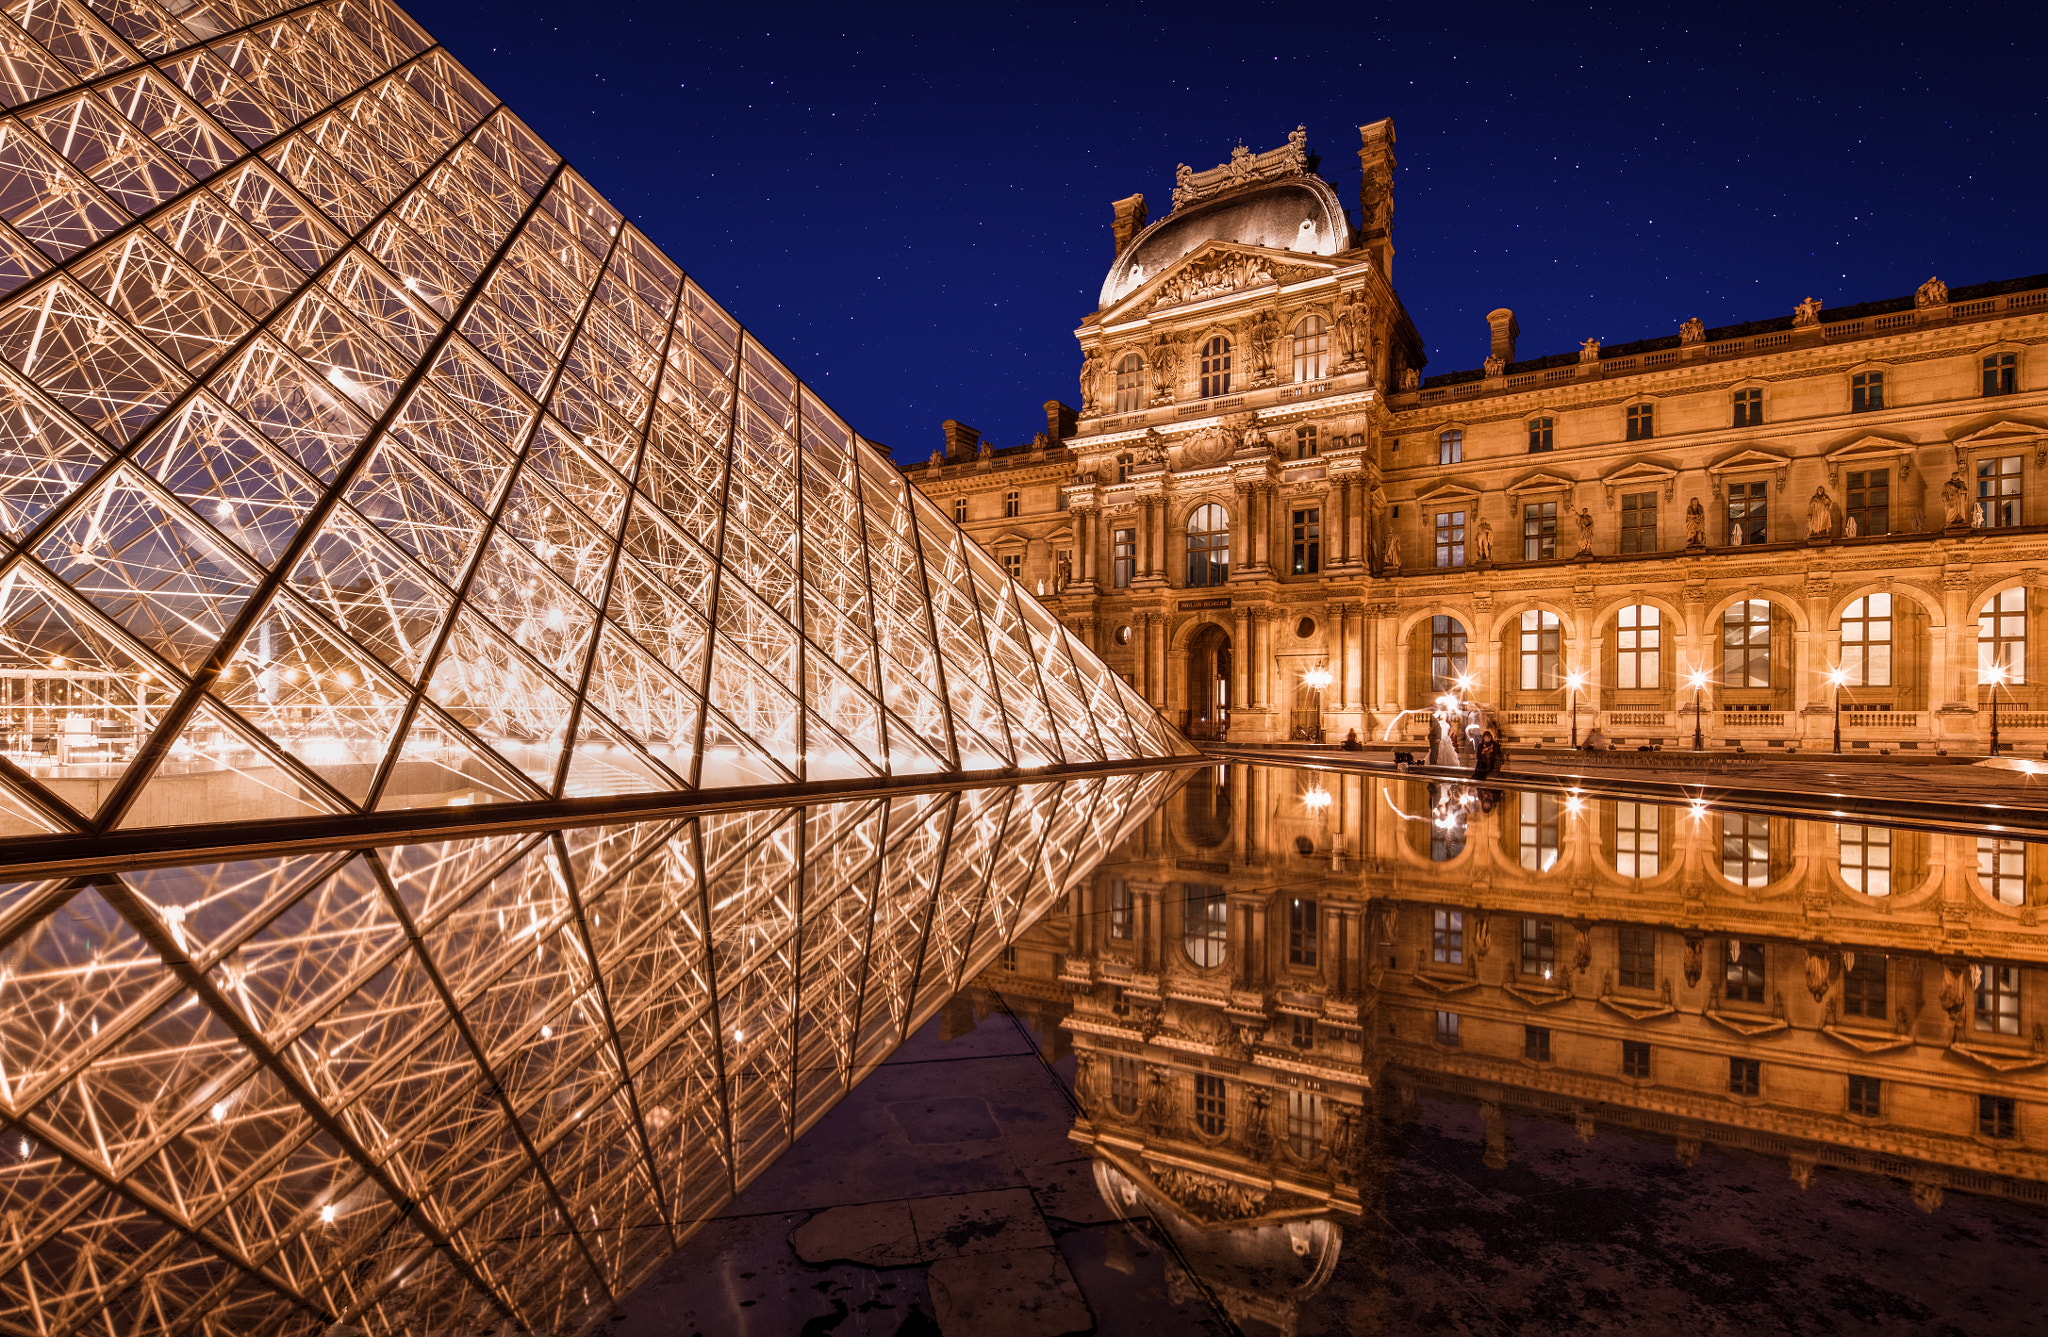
[
  {"left": 1110, "top": 193, "right": 1148, "bottom": 255},
  {"left": 1043, "top": 400, "right": 1077, "bottom": 442},
  {"left": 1486, "top": 308, "right": 1519, "bottom": 365},
  {"left": 941, "top": 419, "right": 981, "bottom": 462}
]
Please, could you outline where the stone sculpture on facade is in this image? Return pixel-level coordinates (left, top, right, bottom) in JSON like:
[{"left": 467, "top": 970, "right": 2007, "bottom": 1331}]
[
  {"left": 1399, "top": 366, "right": 1419, "bottom": 391},
  {"left": 1916, "top": 275, "right": 1950, "bottom": 307},
  {"left": 1942, "top": 469, "right": 1972, "bottom": 528},
  {"left": 1806, "top": 486, "right": 1834, "bottom": 540},
  {"left": 1247, "top": 308, "right": 1281, "bottom": 384},
  {"left": 1382, "top": 528, "right": 1401, "bottom": 571},
  {"left": 1334, "top": 288, "right": 1370, "bottom": 368},
  {"left": 1079, "top": 348, "right": 1104, "bottom": 414},
  {"left": 1473, "top": 517, "right": 1494, "bottom": 563},
  {"left": 1579, "top": 337, "right": 1602, "bottom": 363},
  {"left": 1055, "top": 551, "right": 1072, "bottom": 593},
  {"left": 1575, "top": 508, "right": 1596, "bottom": 554},
  {"left": 1685, "top": 496, "right": 1707, "bottom": 547},
  {"left": 1483, "top": 353, "right": 1505, "bottom": 377},
  {"left": 1680, "top": 316, "right": 1706, "bottom": 344},
  {"left": 1150, "top": 335, "right": 1183, "bottom": 403},
  {"left": 1794, "top": 296, "right": 1823, "bottom": 326}
]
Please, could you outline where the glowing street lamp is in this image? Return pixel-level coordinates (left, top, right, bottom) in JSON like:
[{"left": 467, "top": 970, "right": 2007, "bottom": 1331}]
[
  {"left": 1686, "top": 667, "right": 1711, "bottom": 752},
  {"left": 1564, "top": 669, "right": 1587, "bottom": 747},
  {"left": 1826, "top": 666, "right": 1849, "bottom": 753},
  {"left": 1984, "top": 661, "right": 2010, "bottom": 755},
  {"left": 1301, "top": 665, "right": 1333, "bottom": 744}
]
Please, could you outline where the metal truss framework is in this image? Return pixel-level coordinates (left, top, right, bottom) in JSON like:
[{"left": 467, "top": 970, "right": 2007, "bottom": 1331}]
[
  {"left": 0, "top": 0, "right": 1196, "bottom": 1332},
  {"left": 0, "top": 768, "right": 1179, "bottom": 1335}
]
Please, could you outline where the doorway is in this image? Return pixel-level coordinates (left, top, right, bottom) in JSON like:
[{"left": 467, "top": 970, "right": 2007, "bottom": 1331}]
[{"left": 1185, "top": 624, "right": 1232, "bottom": 737}]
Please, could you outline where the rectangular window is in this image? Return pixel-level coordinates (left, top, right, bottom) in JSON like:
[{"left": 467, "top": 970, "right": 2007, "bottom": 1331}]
[
  {"left": 1200, "top": 338, "right": 1232, "bottom": 397},
  {"left": 1194, "top": 1074, "right": 1227, "bottom": 1135},
  {"left": 1976, "top": 963, "right": 2022, "bottom": 1035},
  {"left": 1622, "top": 1039, "right": 1652, "bottom": 1079},
  {"left": 1518, "top": 610, "right": 1560, "bottom": 689},
  {"left": 1848, "top": 1075, "right": 1882, "bottom": 1118},
  {"left": 1430, "top": 615, "right": 1468, "bottom": 690},
  {"left": 1002, "top": 490, "right": 1020, "bottom": 518},
  {"left": 1001, "top": 553, "right": 1022, "bottom": 581},
  {"left": 1617, "top": 605, "right": 1661, "bottom": 688},
  {"left": 1431, "top": 908, "right": 1464, "bottom": 965},
  {"left": 1109, "top": 878, "right": 1133, "bottom": 941},
  {"left": 1851, "top": 370, "right": 1885, "bottom": 412},
  {"left": 1978, "top": 455, "right": 2024, "bottom": 528},
  {"left": 1000, "top": 943, "right": 1017, "bottom": 971},
  {"left": 1981, "top": 1094, "right": 2017, "bottom": 1140},
  {"left": 1839, "top": 825, "right": 1893, "bottom": 897},
  {"left": 1439, "top": 430, "right": 1463, "bottom": 464},
  {"left": 1291, "top": 507, "right": 1321, "bottom": 575},
  {"left": 1722, "top": 600, "right": 1773, "bottom": 688},
  {"left": 1625, "top": 403, "right": 1654, "bottom": 440},
  {"left": 1527, "top": 416, "right": 1553, "bottom": 452},
  {"left": 1291, "top": 1015, "right": 1315, "bottom": 1049},
  {"left": 1522, "top": 501, "right": 1558, "bottom": 560},
  {"left": 1287, "top": 1090, "right": 1324, "bottom": 1158},
  {"left": 1620, "top": 492, "right": 1657, "bottom": 553},
  {"left": 1524, "top": 1025, "right": 1551, "bottom": 1061},
  {"left": 1723, "top": 815, "right": 1772, "bottom": 889},
  {"left": 1520, "top": 917, "right": 1557, "bottom": 980},
  {"left": 1296, "top": 424, "right": 1318, "bottom": 459},
  {"left": 1845, "top": 469, "right": 1890, "bottom": 537},
  {"left": 1727, "top": 480, "right": 1768, "bottom": 545},
  {"left": 1111, "top": 528, "right": 1136, "bottom": 588},
  {"left": 1518, "top": 793, "right": 1560, "bottom": 872},
  {"left": 1980, "top": 586, "right": 2026, "bottom": 682},
  {"left": 1732, "top": 387, "right": 1763, "bottom": 427},
  {"left": 1618, "top": 925, "right": 1656, "bottom": 988},
  {"left": 1979, "top": 837, "right": 2026, "bottom": 906},
  {"left": 1841, "top": 594, "right": 1893, "bottom": 686},
  {"left": 1843, "top": 952, "right": 1888, "bottom": 1020},
  {"left": 1434, "top": 1010, "right": 1460, "bottom": 1045},
  {"left": 1984, "top": 352, "right": 2019, "bottom": 396},
  {"left": 1724, "top": 939, "right": 1766, "bottom": 1003},
  {"left": 1433, "top": 510, "right": 1466, "bottom": 568},
  {"left": 1728, "top": 1056, "right": 1761, "bottom": 1097},
  {"left": 1288, "top": 898, "right": 1319, "bottom": 966},
  {"left": 953, "top": 496, "right": 969, "bottom": 523},
  {"left": 1109, "top": 1056, "right": 1142, "bottom": 1115}
]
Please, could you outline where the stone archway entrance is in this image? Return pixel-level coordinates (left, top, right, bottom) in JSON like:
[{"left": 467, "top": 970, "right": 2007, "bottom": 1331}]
[{"left": 1185, "top": 623, "right": 1232, "bottom": 738}]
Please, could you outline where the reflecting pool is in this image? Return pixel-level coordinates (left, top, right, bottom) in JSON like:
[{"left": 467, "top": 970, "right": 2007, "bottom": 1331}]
[{"left": 625, "top": 761, "right": 2048, "bottom": 1335}]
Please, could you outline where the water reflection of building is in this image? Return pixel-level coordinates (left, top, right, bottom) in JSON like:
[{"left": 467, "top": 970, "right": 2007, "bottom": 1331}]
[{"left": 1005, "top": 760, "right": 2048, "bottom": 1299}]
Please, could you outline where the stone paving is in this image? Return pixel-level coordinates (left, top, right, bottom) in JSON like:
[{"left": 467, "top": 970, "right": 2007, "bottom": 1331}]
[{"left": 603, "top": 988, "right": 2048, "bottom": 1336}]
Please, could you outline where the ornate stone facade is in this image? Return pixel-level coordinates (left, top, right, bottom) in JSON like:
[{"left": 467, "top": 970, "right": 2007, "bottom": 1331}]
[{"left": 909, "top": 119, "right": 2048, "bottom": 752}]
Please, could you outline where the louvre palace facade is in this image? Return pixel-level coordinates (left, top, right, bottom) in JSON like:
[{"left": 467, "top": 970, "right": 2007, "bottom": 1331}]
[{"left": 912, "top": 121, "right": 2048, "bottom": 750}]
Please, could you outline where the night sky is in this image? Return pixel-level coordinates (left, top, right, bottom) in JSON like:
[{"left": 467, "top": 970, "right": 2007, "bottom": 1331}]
[{"left": 401, "top": 1, "right": 2044, "bottom": 462}]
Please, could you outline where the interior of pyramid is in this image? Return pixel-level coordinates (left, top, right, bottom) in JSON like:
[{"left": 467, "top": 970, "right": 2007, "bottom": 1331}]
[{"left": 0, "top": 0, "right": 1195, "bottom": 843}]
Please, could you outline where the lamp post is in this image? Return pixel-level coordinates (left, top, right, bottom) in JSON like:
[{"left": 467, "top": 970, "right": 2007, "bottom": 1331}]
[
  {"left": 1985, "top": 662, "right": 2009, "bottom": 756},
  {"left": 1302, "top": 666, "right": 1333, "bottom": 744},
  {"left": 1565, "top": 669, "right": 1586, "bottom": 747},
  {"left": 1827, "top": 666, "right": 1849, "bottom": 754},
  {"left": 1687, "top": 668, "right": 1710, "bottom": 752}
]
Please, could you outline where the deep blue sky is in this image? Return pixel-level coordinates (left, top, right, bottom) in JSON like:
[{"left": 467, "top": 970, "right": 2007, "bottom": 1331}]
[{"left": 403, "top": 1, "right": 2044, "bottom": 462}]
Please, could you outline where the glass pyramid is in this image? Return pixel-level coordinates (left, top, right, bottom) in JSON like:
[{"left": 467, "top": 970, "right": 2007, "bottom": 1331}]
[
  {"left": 0, "top": 0, "right": 1197, "bottom": 1332},
  {"left": 0, "top": 0, "right": 1193, "bottom": 843}
]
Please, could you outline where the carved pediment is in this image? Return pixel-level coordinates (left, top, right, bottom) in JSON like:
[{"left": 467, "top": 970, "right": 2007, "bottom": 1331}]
[
  {"left": 1708, "top": 447, "right": 1791, "bottom": 475},
  {"left": 1600, "top": 460, "right": 1680, "bottom": 505},
  {"left": 1597, "top": 993, "right": 1678, "bottom": 1021},
  {"left": 1503, "top": 982, "right": 1573, "bottom": 1008},
  {"left": 987, "top": 530, "right": 1031, "bottom": 552},
  {"left": 1172, "top": 127, "right": 1311, "bottom": 210},
  {"left": 1949, "top": 1041, "right": 2048, "bottom": 1074},
  {"left": 1109, "top": 240, "right": 1334, "bottom": 319},
  {"left": 1950, "top": 419, "right": 2047, "bottom": 446},
  {"left": 1505, "top": 469, "right": 1579, "bottom": 497},
  {"left": 1411, "top": 972, "right": 1478, "bottom": 996},
  {"left": 1414, "top": 478, "right": 1482, "bottom": 504},
  {"left": 1819, "top": 1024, "right": 1913, "bottom": 1055},
  {"left": 1823, "top": 435, "right": 1917, "bottom": 483},
  {"left": 1146, "top": 1163, "right": 1270, "bottom": 1222},
  {"left": 1703, "top": 1009, "right": 1790, "bottom": 1038}
]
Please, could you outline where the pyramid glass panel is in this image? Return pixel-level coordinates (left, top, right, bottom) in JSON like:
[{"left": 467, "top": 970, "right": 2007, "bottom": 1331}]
[{"left": 0, "top": 1, "right": 1196, "bottom": 1330}]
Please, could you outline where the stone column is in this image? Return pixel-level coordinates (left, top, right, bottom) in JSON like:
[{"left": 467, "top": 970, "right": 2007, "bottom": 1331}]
[
  {"left": 1138, "top": 498, "right": 1155, "bottom": 579},
  {"left": 1334, "top": 478, "right": 1350, "bottom": 566},
  {"left": 1231, "top": 482, "right": 1249, "bottom": 575},
  {"left": 1232, "top": 606, "right": 1251, "bottom": 717},
  {"left": 1132, "top": 612, "right": 1150, "bottom": 700},
  {"left": 1151, "top": 613, "right": 1169, "bottom": 712},
  {"left": 1078, "top": 507, "right": 1096, "bottom": 585},
  {"left": 1257, "top": 484, "right": 1276, "bottom": 570}
]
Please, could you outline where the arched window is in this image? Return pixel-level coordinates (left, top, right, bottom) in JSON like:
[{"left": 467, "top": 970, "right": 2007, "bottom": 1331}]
[
  {"left": 1185, "top": 503, "right": 1230, "bottom": 587},
  {"left": 1199, "top": 336, "right": 1232, "bottom": 397},
  {"left": 1183, "top": 884, "right": 1228, "bottom": 967},
  {"left": 1722, "top": 600, "right": 1773, "bottom": 687},
  {"left": 1113, "top": 353, "right": 1145, "bottom": 412},
  {"left": 1722, "top": 814, "right": 1771, "bottom": 887},
  {"left": 1518, "top": 609, "right": 1561, "bottom": 689},
  {"left": 1292, "top": 314, "right": 1329, "bottom": 382},
  {"left": 1616, "top": 605, "right": 1660, "bottom": 688},
  {"left": 1980, "top": 587, "right": 2027, "bottom": 682},
  {"left": 1429, "top": 615, "right": 1468, "bottom": 691},
  {"left": 1840, "top": 594, "right": 1892, "bottom": 686}
]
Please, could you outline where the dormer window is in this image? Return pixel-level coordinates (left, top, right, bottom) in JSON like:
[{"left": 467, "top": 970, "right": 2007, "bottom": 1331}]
[
  {"left": 1292, "top": 315, "right": 1329, "bottom": 381},
  {"left": 1200, "top": 336, "right": 1232, "bottom": 397},
  {"left": 1851, "top": 370, "right": 1885, "bottom": 412},
  {"left": 952, "top": 496, "right": 967, "bottom": 523},
  {"left": 1625, "top": 403, "right": 1653, "bottom": 441},
  {"left": 1116, "top": 453, "right": 1134, "bottom": 483},
  {"left": 1295, "top": 425, "right": 1318, "bottom": 459},
  {"left": 1985, "top": 353, "right": 2019, "bottom": 397},
  {"left": 1114, "top": 353, "right": 1146, "bottom": 412},
  {"left": 1438, "top": 430, "right": 1462, "bottom": 464}
]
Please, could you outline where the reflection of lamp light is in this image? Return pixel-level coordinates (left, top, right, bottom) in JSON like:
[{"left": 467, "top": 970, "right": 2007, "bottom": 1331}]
[
  {"left": 1303, "top": 667, "right": 1333, "bottom": 691},
  {"left": 1303, "top": 786, "right": 1331, "bottom": 814}
]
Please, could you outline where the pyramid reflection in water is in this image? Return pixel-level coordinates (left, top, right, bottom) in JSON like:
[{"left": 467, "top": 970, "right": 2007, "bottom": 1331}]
[
  {"left": 0, "top": 0, "right": 1189, "bottom": 839},
  {"left": 0, "top": 770, "right": 1180, "bottom": 1335}
]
